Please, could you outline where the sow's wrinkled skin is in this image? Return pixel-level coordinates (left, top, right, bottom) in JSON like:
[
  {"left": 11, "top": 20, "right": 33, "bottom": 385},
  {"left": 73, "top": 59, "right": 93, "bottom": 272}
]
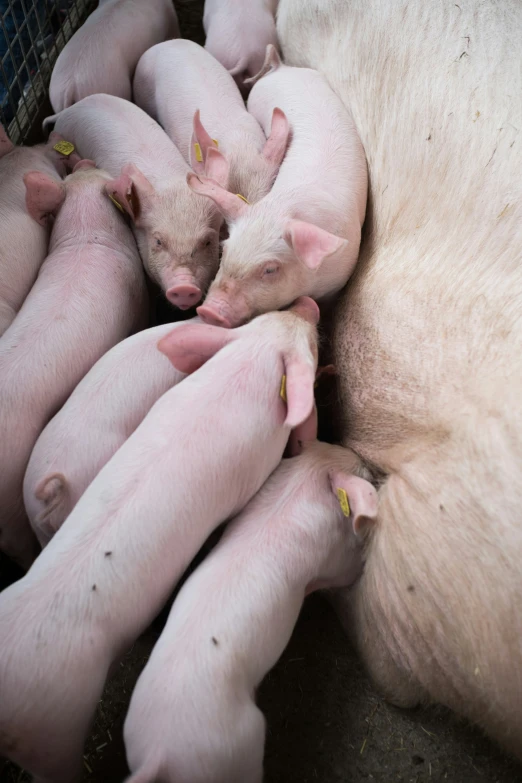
[
  {"left": 278, "top": 0, "right": 522, "bottom": 762},
  {"left": 133, "top": 39, "right": 289, "bottom": 206},
  {"left": 191, "top": 45, "right": 367, "bottom": 328},
  {"left": 124, "top": 439, "right": 378, "bottom": 783},
  {"left": 45, "top": 94, "right": 227, "bottom": 308},
  {"left": 24, "top": 321, "right": 191, "bottom": 547},
  {"left": 49, "top": 0, "right": 179, "bottom": 113},
  {"left": 0, "top": 127, "right": 80, "bottom": 336},
  {"left": 0, "top": 160, "right": 147, "bottom": 569},
  {"left": 0, "top": 297, "right": 319, "bottom": 783},
  {"left": 203, "top": 0, "right": 279, "bottom": 93}
]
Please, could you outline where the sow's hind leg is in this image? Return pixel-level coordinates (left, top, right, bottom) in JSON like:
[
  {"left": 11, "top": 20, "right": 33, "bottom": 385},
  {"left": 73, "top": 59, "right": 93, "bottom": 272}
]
[{"left": 333, "top": 441, "right": 522, "bottom": 758}]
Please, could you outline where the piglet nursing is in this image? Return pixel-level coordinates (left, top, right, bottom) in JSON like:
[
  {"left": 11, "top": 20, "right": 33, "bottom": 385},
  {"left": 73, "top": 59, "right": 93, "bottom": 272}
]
[
  {"left": 192, "top": 45, "right": 367, "bottom": 328},
  {"left": 0, "top": 298, "right": 319, "bottom": 782},
  {"left": 124, "top": 440, "right": 377, "bottom": 783}
]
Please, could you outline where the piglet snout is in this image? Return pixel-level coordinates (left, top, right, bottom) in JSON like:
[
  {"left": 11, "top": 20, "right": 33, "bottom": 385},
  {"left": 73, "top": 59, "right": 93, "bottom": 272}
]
[
  {"left": 166, "top": 283, "right": 202, "bottom": 310},
  {"left": 196, "top": 304, "right": 232, "bottom": 329}
]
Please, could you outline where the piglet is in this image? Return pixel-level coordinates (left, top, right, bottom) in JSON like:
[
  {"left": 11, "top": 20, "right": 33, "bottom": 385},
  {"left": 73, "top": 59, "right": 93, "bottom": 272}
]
[
  {"left": 204, "top": 0, "right": 279, "bottom": 93},
  {"left": 0, "top": 297, "right": 319, "bottom": 783},
  {"left": 190, "top": 45, "right": 367, "bottom": 327},
  {"left": 133, "top": 40, "right": 289, "bottom": 205},
  {"left": 0, "top": 160, "right": 147, "bottom": 569},
  {"left": 124, "top": 439, "right": 377, "bottom": 783},
  {"left": 24, "top": 321, "right": 192, "bottom": 547},
  {"left": 49, "top": 0, "right": 179, "bottom": 112},
  {"left": 0, "top": 127, "right": 79, "bottom": 336},
  {"left": 45, "top": 94, "right": 228, "bottom": 308}
]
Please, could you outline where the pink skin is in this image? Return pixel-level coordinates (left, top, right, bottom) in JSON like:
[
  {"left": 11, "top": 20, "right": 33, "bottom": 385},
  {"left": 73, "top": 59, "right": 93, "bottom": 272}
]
[
  {"left": 0, "top": 299, "right": 319, "bottom": 782},
  {"left": 124, "top": 439, "right": 377, "bottom": 783},
  {"left": 203, "top": 0, "right": 279, "bottom": 94},
  {"left": 24, "top": 321, "right": 193, "bottom": 548},
  {"left": 44, "top": 94, "right": 227, "bottom": 306},
  {"left": 133, "top": 39, "right": 289, "bottom": 204},
  {"left": 49, "top": 0, "right": 179, "bottom": 113},
  {"left": 0, "top": 163, "right": 147, "bottom": 569},
  {"left": 0, "top": 127, "right": 78, "bottom": 337},
  {"left": 189, "top": 45, "right": 368, "bottom": 328}
]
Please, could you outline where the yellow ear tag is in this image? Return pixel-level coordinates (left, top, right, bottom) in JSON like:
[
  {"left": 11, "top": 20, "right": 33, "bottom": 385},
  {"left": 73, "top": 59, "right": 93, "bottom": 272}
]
[
  {"left": 337, "top": 488, "right": 351, "bottom": 517},
  {"left": 280, "top": 374, "right": 287, "bottom": 402},
  {"left": 108, "top": 194, "right": 124, "bottom": 213},
  {"left": 235, "top": 193, "right": 250, "bottom": 204},
  {"left": 194, "top": 142, "right": 203, "bottom": 163},
  {"left": 53, "top": 140, "right": 75, "bottom": 156},
  {"left": 212, "top": 138, "right": 219, "bottom": 147}
]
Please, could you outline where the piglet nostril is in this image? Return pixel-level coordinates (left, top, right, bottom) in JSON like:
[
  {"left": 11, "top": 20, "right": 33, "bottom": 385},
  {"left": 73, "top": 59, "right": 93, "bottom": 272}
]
[{"left": 166, "top": 284, "right": 202, "bottom": 310}]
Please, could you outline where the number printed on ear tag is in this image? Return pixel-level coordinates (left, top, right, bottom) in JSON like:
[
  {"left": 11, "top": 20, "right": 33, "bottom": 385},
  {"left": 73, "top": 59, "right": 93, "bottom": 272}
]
[
  {"left": 337, "top": 488, "right": 350, "bottom": 517},
  {"left": 280, "top": 374, "right": 287, "bottom": 402},
  {"left": 53, "top": 140, "right": 75, "bottom": 156}
]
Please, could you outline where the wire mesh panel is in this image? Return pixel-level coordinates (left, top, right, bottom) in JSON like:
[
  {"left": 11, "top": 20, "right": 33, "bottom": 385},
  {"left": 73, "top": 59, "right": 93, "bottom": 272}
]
[{"left": 0, "top": 0, "right": 96, "bottom": 143}]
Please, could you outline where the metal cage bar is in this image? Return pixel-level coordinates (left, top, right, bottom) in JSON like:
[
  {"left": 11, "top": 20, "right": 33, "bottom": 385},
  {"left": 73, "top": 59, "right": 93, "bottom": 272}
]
[{"left": 0, "top": 0, "right": 96, "bottom": 144}]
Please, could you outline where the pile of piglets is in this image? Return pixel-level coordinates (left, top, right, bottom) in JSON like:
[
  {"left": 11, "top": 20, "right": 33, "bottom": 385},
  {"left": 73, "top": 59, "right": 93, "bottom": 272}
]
[{"left": 0, "top": 0, "right": 372, "bottom": 780}]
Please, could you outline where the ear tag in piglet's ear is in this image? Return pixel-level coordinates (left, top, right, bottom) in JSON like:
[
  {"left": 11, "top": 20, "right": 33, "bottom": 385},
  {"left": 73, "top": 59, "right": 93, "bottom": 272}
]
[
  {"left": 337, "top": 488, "right": 351, "bottom": 517},
  {"left": 212, "top": 139, "right": 219, "bottom": 147},
  {"left": 53, "top": 140, "right": 75, "bottom": 156},
  {"left": 194, "top": 142, "right": 203, "bottom": 163},
  {"left": 280, "top": 374, "right": 287, "bottom": 402},
  {"left": 108, "top": 194, "right": 125, "bottom": 213},
  {"left": 235, "top": 193, "right": 250, "bottom": 204}
]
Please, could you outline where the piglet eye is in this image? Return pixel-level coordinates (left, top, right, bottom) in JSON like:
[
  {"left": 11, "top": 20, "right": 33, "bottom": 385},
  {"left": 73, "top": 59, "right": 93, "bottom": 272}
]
[
  {"left": 155, "top": 238, "right": 162, "bottom": 248},
  {"left": 205, "top": 240, "right": 211, "bottom": 248},
  {"left": 262, "top": 263, "right": 280, "bottom": 278}
]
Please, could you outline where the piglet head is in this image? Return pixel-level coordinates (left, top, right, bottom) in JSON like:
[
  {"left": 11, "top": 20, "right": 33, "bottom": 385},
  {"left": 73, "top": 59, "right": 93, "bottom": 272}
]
[
  {"left": 188, "top": 174, "right": 347, "bottom": 326},
  {"left": 24, "top": 170, "right": 66, "bottom": 227},
  {"left": 106, "top": 161, "right": 228, "bottom": 309}
]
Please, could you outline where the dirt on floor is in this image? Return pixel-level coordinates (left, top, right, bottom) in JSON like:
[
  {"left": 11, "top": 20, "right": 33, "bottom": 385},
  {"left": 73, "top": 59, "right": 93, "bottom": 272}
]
[{"left": 2, "top": 1, "right": 522, "bottom": 782}]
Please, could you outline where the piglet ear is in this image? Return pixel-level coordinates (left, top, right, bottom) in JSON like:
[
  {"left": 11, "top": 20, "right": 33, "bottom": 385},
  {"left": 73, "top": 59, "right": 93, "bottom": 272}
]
[
  {"left": 105, "top": 164, "right": 154, "bottom": 224},
  {"left": 244, "top": 44, "right": 282, "bottom": 87},
  {"left": 286, "top": 404, "right": 318, "bottom": 457},
  {"left": 262, "top": 107, "right": 290, "bottom": 167},
  {"left": 204, "top": 147, "right": 229, "bottom": 188},
  {"left": 24, "top": 171, "right": 66, "bottom": 226},
  {"left": 329, "top": 471, "right": 378, "bottom": 538},
  {"left": 190, "top": 110, "right": 218, "bottom": 174},
  {"left": 187, "top": 173, "right": 249, "bottom": 222},
  {"left": 157, "top": 323, "right": 236, "bottom": 374},
  {"left": 283, "top": 219, "right": 347, "bottom": 270},
  {"left": 282, "top": 356, "right": 316, "bottom": 428},
  {"left": 0, "top": 124, "right": 14, "bottom": 158}
]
